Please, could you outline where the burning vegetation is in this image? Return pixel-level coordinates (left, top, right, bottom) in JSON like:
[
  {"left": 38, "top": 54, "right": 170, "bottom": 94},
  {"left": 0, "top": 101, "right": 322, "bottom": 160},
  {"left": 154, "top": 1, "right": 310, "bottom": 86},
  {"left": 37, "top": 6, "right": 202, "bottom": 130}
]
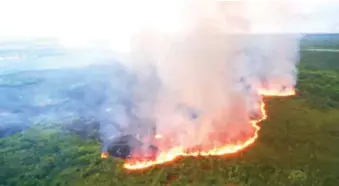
[
  {"left": 101, "top": 87, "right": 296, "bottom": 170},
  {"left": 100, "top": 0, "right": 300, "bottom": 170},
  {"left": 121, "top": 89, "right": 295, "bottom": 170}
]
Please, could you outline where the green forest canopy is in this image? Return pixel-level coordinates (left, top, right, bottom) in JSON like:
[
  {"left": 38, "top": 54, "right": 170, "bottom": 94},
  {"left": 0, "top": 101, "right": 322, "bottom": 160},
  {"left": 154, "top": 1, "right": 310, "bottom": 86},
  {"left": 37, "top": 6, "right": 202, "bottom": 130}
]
[{"left": 1, "top": 35, "right": 339, "bottom": 186}]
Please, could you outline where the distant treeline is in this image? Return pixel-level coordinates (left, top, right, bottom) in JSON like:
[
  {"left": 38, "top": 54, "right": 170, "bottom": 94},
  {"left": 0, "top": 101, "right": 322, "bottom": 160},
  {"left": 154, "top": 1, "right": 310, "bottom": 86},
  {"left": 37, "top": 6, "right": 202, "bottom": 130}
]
[{"left": 301, "top": 34, "right": 339, "bottom": 49}]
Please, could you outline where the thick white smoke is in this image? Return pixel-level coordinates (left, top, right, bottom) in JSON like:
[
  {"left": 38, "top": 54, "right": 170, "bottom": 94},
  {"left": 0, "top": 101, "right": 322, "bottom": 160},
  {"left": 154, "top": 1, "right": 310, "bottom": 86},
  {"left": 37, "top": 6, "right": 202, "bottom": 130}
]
[
  {"left": 1, "top": 0, "right": 335, "bottom": 154},
  {"left": 112, "top": 0, "right": 303, "bottom": 153}
]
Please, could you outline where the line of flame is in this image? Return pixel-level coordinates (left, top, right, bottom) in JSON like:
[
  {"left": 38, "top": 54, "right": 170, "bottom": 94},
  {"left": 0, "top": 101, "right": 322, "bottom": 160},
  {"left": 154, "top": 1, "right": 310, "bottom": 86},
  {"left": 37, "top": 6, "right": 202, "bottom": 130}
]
[{"left": 101, "top": 89, "right": 295, "bottom": 170}]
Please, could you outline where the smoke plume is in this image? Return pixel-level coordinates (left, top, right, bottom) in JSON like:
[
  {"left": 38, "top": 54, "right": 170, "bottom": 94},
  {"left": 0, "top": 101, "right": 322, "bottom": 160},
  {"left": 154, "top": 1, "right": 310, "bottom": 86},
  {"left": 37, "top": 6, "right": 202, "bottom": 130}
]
[{"left": 100, "top": 0, "right": 303, "bottom": 156}]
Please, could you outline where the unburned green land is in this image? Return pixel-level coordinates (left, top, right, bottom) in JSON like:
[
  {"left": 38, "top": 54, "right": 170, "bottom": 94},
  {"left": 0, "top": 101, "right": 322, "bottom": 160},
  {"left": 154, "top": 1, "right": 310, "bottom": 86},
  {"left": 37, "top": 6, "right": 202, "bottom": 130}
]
[{"left": 1, "top": 35, "right": 339, "bottom": 186}]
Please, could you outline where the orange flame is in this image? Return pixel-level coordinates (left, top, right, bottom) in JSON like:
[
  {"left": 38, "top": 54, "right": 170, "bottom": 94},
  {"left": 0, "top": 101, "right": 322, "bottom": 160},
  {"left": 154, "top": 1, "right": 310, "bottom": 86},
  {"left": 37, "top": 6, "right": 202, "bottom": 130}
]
[
  {"left": 120, "top": 88, "right": 295, "bottom": 170},
  {"left": 101, "top": 152, "right": 109, "bottom": 159},
  {"left": 258, "top": 88, "right": 296, "bottom": 97}
]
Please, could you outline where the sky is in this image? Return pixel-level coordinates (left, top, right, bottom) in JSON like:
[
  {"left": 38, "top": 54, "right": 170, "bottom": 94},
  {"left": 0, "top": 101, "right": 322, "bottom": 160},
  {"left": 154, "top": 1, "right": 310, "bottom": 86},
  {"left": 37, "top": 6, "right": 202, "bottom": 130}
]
[{"left": 0, "top": 0, "right": 338, "bottom": 50}]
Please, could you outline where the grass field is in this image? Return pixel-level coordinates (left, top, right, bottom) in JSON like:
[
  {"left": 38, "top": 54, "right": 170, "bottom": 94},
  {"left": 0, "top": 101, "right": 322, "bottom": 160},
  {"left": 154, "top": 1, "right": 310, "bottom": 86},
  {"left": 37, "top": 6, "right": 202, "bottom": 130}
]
[{"left": 1, "top": 35, "right": 339, "bottom": 186}]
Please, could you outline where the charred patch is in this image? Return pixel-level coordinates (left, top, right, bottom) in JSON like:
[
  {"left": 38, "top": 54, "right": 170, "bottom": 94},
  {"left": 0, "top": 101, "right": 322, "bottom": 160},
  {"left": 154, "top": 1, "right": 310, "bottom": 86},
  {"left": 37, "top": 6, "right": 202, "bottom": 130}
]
[{"left": 106, "top": 134, "right": 159, "bottom": 160}]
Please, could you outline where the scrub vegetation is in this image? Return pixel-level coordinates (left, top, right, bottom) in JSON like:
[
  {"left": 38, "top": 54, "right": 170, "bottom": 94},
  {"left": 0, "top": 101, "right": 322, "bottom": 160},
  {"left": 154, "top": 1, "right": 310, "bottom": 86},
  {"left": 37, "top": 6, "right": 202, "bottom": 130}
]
[{"left": 1, "top": 34, "right": 339, "bottom": 186}]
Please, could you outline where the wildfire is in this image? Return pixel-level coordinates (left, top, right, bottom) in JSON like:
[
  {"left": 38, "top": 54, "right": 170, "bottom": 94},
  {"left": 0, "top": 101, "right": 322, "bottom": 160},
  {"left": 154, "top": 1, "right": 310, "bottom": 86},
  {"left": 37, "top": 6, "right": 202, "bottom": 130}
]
[
  {"left": 101, "top": 152, "right": 109, "bottom": 159},
  {"left": 258, "top": 88, "right": 296, "bottom": 97},
  {"left": 120, "top": 88, "right": 295, "bottom": 170}
]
